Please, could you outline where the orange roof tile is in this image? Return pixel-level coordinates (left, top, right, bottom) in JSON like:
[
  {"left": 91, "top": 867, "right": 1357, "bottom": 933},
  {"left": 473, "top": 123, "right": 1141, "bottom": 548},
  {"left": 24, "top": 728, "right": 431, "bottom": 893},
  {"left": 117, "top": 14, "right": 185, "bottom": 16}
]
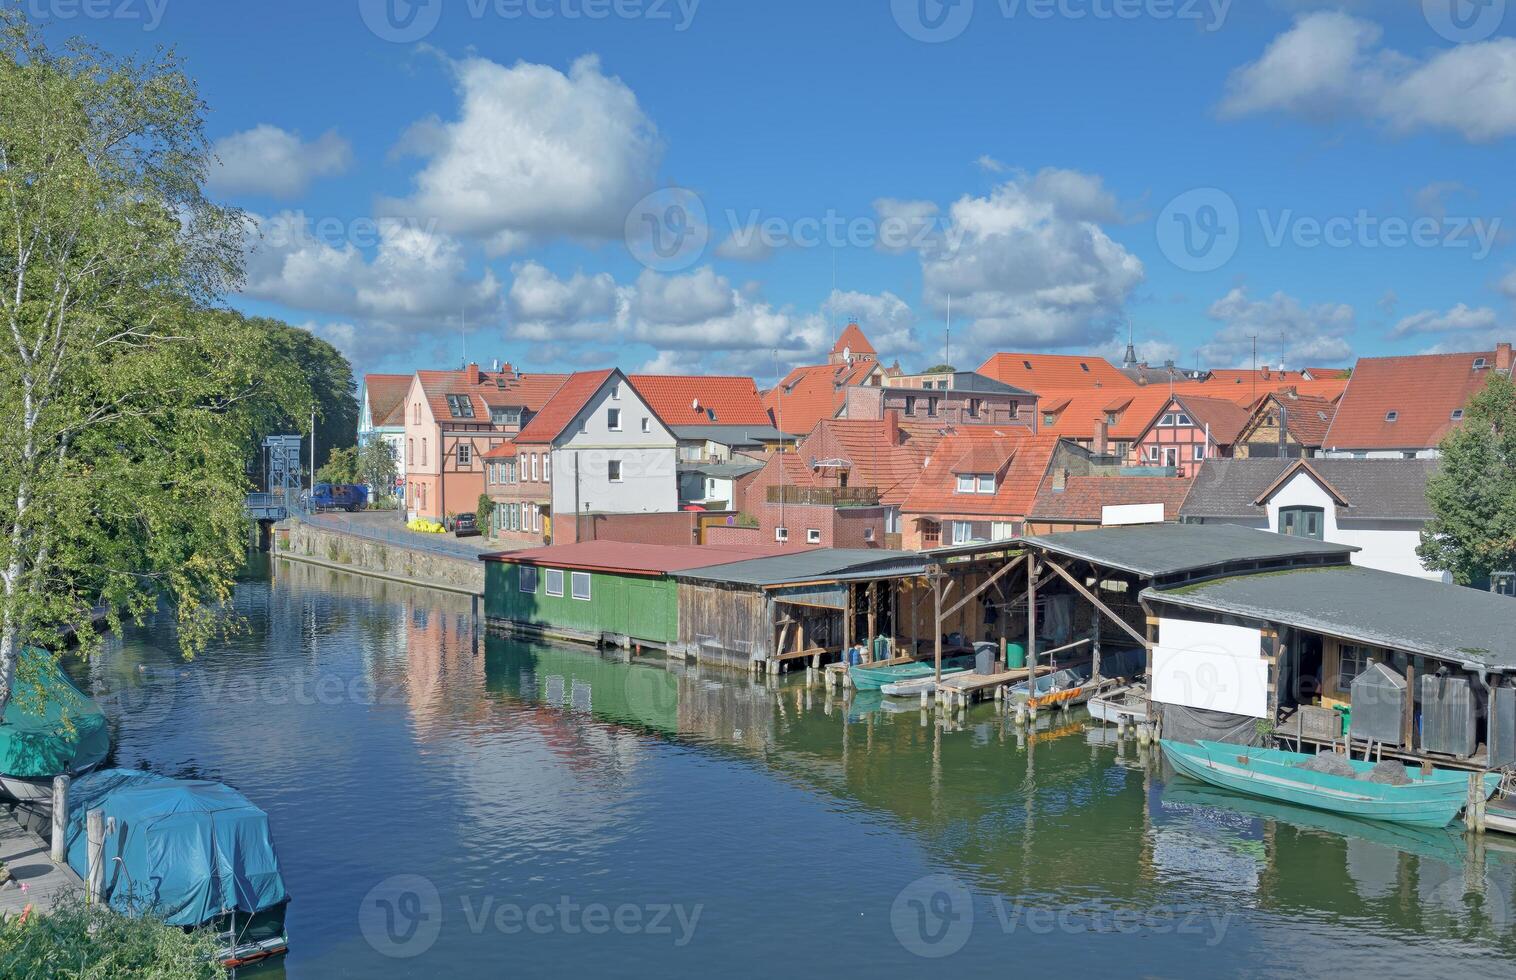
[
  {"left": 1324, "top": 348, "right": 1508, "bottom": 451},
  {"left": 514, "top": 369, "right": 616, "bottom": 444},
  {"left": 902, "top": 430, "right": 1061, "bottom": 518},
  {"left": 628, "top": 375, "right": 770, "bottom": 426},
  {"left": 415, "top": 365, "right": 568, "bottom": 426},
  {"left": 761, "top": 359, "right": 880, "bottom": 435},
  {"left": 483, "top": 442, "right": 518, "bottom": 459},
  {"left": 1240, "top": 392, "right": 1338, "bottom": 448},
  {"left": 977, "top": 352, "right": 1136, "bottom": 394},
  {"left": 1030, "top": 474, "right": 1194, "bottom": 523},
  {"left": 802, "top": 418, "right": 942, "bottom": 505},
  {"left": 1037, "top": 388, "right": 1176, "bottom": 441},
  {"left": 831, "top": 322, "right": 876, "bottom": 357}
]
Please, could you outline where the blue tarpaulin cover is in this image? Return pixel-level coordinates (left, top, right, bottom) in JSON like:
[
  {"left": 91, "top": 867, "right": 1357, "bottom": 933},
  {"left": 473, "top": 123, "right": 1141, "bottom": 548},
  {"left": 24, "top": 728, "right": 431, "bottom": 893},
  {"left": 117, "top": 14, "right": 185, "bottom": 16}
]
[
  {"left": 64, "top": 769, "right": 289, "bottom": 927},
  {"left": 0, "top": 647, "right": 109, "bottom": 779}
]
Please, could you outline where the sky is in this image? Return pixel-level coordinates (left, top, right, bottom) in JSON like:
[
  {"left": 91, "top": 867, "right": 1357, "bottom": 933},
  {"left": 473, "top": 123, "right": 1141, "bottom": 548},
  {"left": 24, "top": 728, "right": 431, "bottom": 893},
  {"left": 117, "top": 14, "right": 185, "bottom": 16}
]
[{"left": 35, "top": 0, "right": 1516, "bottom": 384}]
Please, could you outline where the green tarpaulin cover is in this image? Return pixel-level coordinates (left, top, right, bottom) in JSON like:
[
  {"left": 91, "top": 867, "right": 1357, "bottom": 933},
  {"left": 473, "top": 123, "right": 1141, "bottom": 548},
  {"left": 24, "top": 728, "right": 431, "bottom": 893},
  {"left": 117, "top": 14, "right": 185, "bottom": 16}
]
[
  {"left": 0, "top": 647, "right": 109, "bottom": 779},
  {"left": 65, "top": 769, "right": 290, "bottom": 927}
]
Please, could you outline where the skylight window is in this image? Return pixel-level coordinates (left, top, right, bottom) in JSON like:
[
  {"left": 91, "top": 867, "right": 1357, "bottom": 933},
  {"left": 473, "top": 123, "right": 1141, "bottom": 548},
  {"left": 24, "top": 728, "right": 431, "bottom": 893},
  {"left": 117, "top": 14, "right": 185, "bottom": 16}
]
[
  {"left": 445, "top": 394, "right": 474, "bottom": 418},
  {"left": 1079, "top": 363, "right": 1090, "bottom": 372},
  {"left": 1023, "top": 360, "right": 1032, "bottom": 370},
  {"left": 1474, "top": 357, "right": 1489, "bottom": 370},
  {"left": 1451, "top": 409, "right": 1464, "bottom": 421},
  {"left": 1385, "top": 411, "right": 1399, "bottom": 422}
]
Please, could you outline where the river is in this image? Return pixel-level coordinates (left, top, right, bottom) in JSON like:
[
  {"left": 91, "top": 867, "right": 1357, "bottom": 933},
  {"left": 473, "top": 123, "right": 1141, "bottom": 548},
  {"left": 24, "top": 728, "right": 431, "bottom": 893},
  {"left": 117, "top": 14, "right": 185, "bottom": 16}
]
[{"left": 81, "top": 556, "right": 1516, "bottom": 977}]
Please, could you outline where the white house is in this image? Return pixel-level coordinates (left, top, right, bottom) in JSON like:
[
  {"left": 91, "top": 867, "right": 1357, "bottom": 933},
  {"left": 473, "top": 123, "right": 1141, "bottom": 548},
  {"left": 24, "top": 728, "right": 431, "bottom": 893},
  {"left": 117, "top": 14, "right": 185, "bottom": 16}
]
[
  {"left": 359, "top": 373, "right": 411, "bottom": 481},
  {"left": 1181, "top": 458, "right": 1447, "bottom": 582}
]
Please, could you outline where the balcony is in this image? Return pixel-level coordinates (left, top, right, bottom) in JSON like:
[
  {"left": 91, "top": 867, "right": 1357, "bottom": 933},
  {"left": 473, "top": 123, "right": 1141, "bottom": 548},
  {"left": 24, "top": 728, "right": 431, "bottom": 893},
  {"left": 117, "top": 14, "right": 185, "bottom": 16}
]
[{"left": 766, "top": 486, "right": 880, "bottom": 507}]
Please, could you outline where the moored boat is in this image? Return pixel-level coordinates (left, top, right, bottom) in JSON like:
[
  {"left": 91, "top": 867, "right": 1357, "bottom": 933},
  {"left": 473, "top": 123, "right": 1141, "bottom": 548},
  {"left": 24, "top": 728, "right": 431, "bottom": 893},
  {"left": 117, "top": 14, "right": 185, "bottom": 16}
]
[
  {"left": 880, "top": 669, "right": 970, "bottom": 698},
  {"left": 1088, "top": 685, "right": 1151, "bottom": 725},
  {"left": 0, "top": 648, "right": 110, "bottom": 802},
  {"left": 848, "top": 654, "right": 974, "bottom": 692},
  {"left": 1162, "top": 739, "right": 1500, "bottom": 829}
]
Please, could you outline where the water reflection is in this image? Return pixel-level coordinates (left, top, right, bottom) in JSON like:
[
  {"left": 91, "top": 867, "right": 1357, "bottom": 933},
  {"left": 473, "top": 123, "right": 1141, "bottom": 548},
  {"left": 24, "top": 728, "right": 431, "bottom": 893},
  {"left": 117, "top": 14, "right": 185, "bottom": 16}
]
[{"left": 85, "top": 560, "right": 1516, "bottom": 978}]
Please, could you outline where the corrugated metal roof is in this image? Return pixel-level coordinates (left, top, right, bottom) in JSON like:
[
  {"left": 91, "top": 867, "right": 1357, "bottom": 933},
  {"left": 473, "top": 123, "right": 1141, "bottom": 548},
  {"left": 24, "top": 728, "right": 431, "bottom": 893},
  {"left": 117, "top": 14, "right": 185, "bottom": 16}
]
[
  {"left": 677, "top": 461, "right": 764, "bottom": 479},
  {"left": 673, "top": 548, "right": 922, "bottom": 587},
  {"left": 1019, "top": 523, "right": 1356, "bottom": 578},
  {"left": 670, "top": 424, "right": 796, "bottom": 443},
  {"left": 1143, "top": 566, "right": 1516, "bottom": 672}
]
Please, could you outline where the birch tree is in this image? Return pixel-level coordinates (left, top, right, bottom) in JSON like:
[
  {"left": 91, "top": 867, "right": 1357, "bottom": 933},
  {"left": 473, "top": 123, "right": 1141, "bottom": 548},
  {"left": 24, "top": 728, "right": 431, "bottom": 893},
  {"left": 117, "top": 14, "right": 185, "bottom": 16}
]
[{"left": 0, "top": 13, "right": 311, "bottom": 712}]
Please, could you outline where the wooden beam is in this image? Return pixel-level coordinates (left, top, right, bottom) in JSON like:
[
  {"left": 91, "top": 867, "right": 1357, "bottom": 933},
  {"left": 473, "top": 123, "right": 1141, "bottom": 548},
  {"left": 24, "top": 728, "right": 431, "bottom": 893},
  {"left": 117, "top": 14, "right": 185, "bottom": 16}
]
[
  {"left": 941, "top": 556, "right": 1020, "bottom": 623},
  {"left": 1027, "top": 555, "right": 1038, "bottom": 676},
  {"left": 1043, "top": 560, "right": 1151, "bottom": 650},
  {"left": 933, "top": 574, "right": 944, "bottom": 682},
  {"left": 867, "top": 581, "right": 878, "bottom": 661}
]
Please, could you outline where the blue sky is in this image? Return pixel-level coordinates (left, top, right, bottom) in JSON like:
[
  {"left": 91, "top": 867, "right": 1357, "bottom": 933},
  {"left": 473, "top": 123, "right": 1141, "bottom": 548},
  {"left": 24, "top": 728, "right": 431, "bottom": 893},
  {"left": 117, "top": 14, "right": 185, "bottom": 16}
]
[{"left": 44, "top": 0, "right": 1516, "bottom": 382}]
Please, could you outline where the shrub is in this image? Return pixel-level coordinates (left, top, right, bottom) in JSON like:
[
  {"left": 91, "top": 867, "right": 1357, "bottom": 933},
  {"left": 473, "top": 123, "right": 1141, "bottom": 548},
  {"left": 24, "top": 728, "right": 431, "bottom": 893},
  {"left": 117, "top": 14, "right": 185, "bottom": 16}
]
[{"left": 0, "top": 894, "right": 226, "bottom": 979}]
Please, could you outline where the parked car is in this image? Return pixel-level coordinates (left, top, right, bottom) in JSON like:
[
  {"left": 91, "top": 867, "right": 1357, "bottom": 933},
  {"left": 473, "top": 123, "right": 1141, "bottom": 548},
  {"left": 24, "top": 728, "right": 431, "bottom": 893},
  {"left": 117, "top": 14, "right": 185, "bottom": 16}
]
[
  {"left": 453, "top": 513, "right": 480, "bottom": 537},
  {"left": 310, "top": 483, "right": 369, "bottom": 512}
]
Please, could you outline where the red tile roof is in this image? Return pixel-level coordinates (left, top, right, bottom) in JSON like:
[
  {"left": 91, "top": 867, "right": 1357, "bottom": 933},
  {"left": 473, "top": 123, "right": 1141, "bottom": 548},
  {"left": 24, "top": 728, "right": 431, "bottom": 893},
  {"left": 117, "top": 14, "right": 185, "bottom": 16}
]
[
  {"left": 902, "top": 430, "right": 1061, "bottom": 518},
  {"left": 1240, "top": 392, "right": 1338, "bottom": 448},
  {"left": 514, "top": 369, "right": 616, "bottom": 445},
  {"left": 628, "top": 375, "right": 771, "bottom": 426},
  {"left": 978, "top": 353, "right": 1137, "bottom": 394},
  {"left": 832, "top": 322, "right": 876, "bottom": 357},
  {"left": 1030, "top": 474, "right": 1195, "bottom": 523},
  {"left": 482, "top": 442, "right": 518, "bottom": 459},
  {"left": 807, "top": 418, "right": 942, "bottom": 505},
  {"left": 761, "top": 359, "right": 881, "bottom": 435},
  {"left": 364, "top": 374, "right": 412, "bottom": 427},
  {"left": 1324, "top": 349, "right": 1507, "bottom": 451},
  {"left": 1205, "top": 368, "right": 1313, "bottom": 386},
  {"left": 1170, "top": 394, "right": 1254, "bottom": 446},
  {"left": 415, "top": 365, "right": 569, "bottom": 426},
  {"left": 1038, "top": 387, "right": 1177, "bottom": 442},
  {"left": 480, "top": 541, "right": 784, "bottom": 574}
]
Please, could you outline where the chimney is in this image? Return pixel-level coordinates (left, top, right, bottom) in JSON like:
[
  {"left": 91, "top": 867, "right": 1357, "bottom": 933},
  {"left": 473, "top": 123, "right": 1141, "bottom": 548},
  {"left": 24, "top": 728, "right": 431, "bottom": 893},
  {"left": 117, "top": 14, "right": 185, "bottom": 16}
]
[
  {"left": 1498, "top": 342, "right": 1513, "bottom": 374},
  {"left": 465, "top": 362, "right": 481, "bottom": 385},
  {"left": 884, "top": 408, "right": 901, "bottom": 446},
  {"left": 1094, "top": 419, "right": 1109, "bottom": 457}
]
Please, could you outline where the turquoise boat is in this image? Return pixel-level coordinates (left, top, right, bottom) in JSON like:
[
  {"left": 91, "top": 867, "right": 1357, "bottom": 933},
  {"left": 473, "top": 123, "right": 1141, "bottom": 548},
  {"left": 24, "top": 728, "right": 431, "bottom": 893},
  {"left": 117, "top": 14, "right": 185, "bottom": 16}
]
[
  {"left": 0, "top": 647, "right": 110, "bottom": 803},
  {"left": 1162, "top": 739, "right": 1500, "bottom": 830},
  {"left": 848, "top": 654, "right": 974, "bottom": 692}
]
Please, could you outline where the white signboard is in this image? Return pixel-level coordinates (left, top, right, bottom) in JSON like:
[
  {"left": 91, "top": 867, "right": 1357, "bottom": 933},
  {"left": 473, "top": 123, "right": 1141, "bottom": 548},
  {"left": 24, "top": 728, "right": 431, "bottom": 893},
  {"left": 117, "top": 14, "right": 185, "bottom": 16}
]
[
  {"left": 1101, "top": 503, "right": 1166, "bottom": 526},
  {"left": 1152, "top": 618, "right": 1267, "bottom": 718}
]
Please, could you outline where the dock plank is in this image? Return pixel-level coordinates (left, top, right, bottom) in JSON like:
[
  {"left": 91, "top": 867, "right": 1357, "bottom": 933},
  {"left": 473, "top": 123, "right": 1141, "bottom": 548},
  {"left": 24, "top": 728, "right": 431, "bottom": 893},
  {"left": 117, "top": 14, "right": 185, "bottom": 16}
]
[{"left": 0, "top": 810, "right": 82, "bottom": 916}]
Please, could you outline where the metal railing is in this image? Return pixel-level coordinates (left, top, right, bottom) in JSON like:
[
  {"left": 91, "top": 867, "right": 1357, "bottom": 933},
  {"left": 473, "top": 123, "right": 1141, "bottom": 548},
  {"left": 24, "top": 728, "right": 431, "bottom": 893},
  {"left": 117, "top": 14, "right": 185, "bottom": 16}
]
[{"left": 765, "top": 486, "right": 880, "bottom": 507}]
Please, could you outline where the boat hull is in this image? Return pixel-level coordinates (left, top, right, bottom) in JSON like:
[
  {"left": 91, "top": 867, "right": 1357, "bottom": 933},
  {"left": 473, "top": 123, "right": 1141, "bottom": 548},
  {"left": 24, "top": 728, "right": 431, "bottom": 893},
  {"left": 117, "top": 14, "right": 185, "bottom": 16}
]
[
  {"left": 849, "top": 656, "right": 972, "bottom": 692},
  {"left": 1088, "top": 687, "right": 1150, "bottom": 725},
  {"left": 880, "top": 669, "right": 968, "bottom": 698},
  {"left": 1162, "top": 739, "right": 1498, "bottom": 829}
]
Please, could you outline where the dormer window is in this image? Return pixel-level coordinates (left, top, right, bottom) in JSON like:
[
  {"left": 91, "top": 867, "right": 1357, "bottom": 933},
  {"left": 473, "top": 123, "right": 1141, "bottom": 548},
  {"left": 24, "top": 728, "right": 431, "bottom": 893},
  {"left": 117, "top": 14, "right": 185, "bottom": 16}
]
[
  {"left": 1451, "top": 409, "right": 1464, "bottom": 421},
  {"left": 1105, "top": 411, "right": 1118, "bottom": 424},
  {"left": 1385, "top": 410, "right": 1399, "bottom": 422},
  {"left": 1043, "top": 412, "right": 1056, "bottom": 426},
  {"left": 956, "top": 474, "right": 995, "bottom": 494}
]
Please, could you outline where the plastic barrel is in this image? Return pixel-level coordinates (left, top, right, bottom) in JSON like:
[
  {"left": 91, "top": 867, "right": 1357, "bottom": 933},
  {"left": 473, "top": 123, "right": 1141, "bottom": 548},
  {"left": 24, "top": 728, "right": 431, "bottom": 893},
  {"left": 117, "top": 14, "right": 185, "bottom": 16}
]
[{"left": 1004, "top": 642, "right": 1027, "bottom": 669}]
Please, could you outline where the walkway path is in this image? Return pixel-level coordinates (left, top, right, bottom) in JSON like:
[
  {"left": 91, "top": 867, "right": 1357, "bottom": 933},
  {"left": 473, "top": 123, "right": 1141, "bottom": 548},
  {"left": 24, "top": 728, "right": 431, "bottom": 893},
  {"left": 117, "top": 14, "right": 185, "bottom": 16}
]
[
  {"left": 0, "top": 810, "right": 81, "bottom": 917},
  {"left": 299, "top": 510, "right": 500, "bottom": 560}
]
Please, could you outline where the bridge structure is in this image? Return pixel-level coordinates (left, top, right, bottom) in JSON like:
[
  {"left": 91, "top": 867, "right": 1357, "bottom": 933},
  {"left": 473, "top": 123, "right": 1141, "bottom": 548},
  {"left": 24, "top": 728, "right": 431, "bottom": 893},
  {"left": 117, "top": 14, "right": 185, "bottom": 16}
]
[{"left": 245, "top": 435, "right": 304, "bottom": 540}]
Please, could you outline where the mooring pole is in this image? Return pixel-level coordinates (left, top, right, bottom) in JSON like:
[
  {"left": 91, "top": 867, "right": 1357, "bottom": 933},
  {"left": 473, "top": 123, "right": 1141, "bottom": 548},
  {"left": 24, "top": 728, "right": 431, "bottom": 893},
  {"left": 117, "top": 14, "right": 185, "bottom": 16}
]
[
  {"left": 50, "top": 775, "right": 69, "bottom": 862},
  {"left": 86, "top": 808, "right": 105, "bottom": 902}
]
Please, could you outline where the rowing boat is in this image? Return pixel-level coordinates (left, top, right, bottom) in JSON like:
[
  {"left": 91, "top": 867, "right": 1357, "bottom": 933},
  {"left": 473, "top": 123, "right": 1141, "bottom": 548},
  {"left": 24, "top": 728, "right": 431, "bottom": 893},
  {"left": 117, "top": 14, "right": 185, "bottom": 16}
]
[
  {"left": 1088, "top": 685, "right": 1151, "bottom": 725},
  {"left": 1162, "top": 739, "right": 1500, "bottom": 829},
  {"left": 848, "top": 654, "right": 974, "bottom": 692}
]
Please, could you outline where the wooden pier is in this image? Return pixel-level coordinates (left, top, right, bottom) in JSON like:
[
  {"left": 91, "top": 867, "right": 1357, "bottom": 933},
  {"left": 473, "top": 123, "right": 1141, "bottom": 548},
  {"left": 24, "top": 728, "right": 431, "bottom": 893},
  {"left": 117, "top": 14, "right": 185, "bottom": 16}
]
[
  {"left": 0, "top": 809, "right": 81, "bottom": 918},
  {"left": 935, "top": 665, "right": 1053, "bottom": 707}
]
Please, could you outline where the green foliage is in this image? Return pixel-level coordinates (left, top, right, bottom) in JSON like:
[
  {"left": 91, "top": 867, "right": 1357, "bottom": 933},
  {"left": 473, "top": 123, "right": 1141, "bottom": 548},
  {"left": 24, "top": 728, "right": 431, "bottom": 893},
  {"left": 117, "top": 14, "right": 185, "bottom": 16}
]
[
  {"left": 1418, "top": 372, "right": 1516, "bottom": 585},
  {"left": 0, "top": 894, "right": 226, "bottom": 979},
  {"left": 257, "top": 318, "right": 357, "bottom": 473},
  {"left": 476, "top": 494, "right": 495, "bottom": 533},
  {"left": 920, "top": 364, "right": 956, "bottom": 375},
  {"left": 358, "top": 439, "right": 399, "bottom": 493},
  {"left": 316, "top": 445, "right": 360, "bottom": 484},
  {"left": 0, "top": 12, "right": 315, "bottom": 710}
]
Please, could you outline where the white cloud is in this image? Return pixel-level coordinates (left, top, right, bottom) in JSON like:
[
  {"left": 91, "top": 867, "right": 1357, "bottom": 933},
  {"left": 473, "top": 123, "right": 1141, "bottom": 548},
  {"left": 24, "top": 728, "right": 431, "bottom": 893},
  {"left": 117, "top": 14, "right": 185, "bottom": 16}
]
[
  {"left": 239, "top": 211, "right": 501, "bottom": 364},
  {"left": 713, "top": 232, "right": 775, "bottom": 262},
  {"left": 1498, "top": 268, "right": 1516, "bottom": 302},
  {"left": 629, "top": 267, "right": 733, "bottom": 325},
  {"left": 1221, "top": 12, "right": 1516, "bottom": 142},
  {"left": 1391, "top": 303, "right": 1502, "bottom": 338},
  {"left": 1201, "top": 287, "right": 1356, "bottom": 368},
  {"left": 208, "top": 125, "right": 352, "bottom": 198},
  {"left": 905, "top": 170, "right": 1144, "bottom": 354},
  {"left": 385, "top": 54, "right": 661, "bottom": 251},
  {"left": 507, "top": 261, "right": 623, "bottom": 342}
]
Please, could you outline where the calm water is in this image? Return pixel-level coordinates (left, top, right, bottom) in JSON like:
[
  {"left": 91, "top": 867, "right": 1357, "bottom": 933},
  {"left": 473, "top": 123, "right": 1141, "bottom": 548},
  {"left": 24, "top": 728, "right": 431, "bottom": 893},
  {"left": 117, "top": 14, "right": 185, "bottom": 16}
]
[{"left": 81, "top": 557, "right": 1516, "bottom": 978}]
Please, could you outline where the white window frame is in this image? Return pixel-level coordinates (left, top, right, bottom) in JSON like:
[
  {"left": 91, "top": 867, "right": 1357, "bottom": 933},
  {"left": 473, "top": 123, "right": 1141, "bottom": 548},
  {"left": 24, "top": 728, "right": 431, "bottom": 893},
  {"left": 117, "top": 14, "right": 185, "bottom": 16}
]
[
  {"left": 518, "top": 565, "right": 538, "bottom": 594},
  {"left": 570, "top": 572, "right": 591, "bottom": 600},
  {"left": 806, "top": 528, "right": 822, "bottom": 544},
  {"left": 956, "top": 474, "right": 975, "bottom": 494},
  {"left": 545, "top": 568, "right": 565, "bottom": 597},
  {"left": 610, "top": 384, "right": 621, "bottom": 401},
  {"left": 607, "top": 408, "right": 623, "bottom": 431},
  {"left": 1148, "top": 445, "right": 1161, "bottom": 462},
  {"left": 951, "top": 521, "right": 974, "bottom": 545},
  {"left": 990, "top": 521, "right": 1016, "bottom": 541},
  {"left": 545, "top": 454, "right": 551, "bottom": 481},
  {"left": 531, "top": 453, "right": 539, "bottom": 481},
  {"left": 863, "top": 527, "right": 875, "bottom": 542},
  {"left": 1193, "top": 443, "right": 1206, "bottom": 461},
  {"left": 457, "top": 443, "right": 472, "bottom": 466},
  {"left": 641, "top": 417, "right": 651, "bottom": 433},
  {"left": 608, "top": 459, "right": 623, "bottom": 482},
  {"left": 775, "top": 526, "right": 789, "bottom": 542},
  {"left": 976, "top": 475, "right": 995, "bottom": 494}
]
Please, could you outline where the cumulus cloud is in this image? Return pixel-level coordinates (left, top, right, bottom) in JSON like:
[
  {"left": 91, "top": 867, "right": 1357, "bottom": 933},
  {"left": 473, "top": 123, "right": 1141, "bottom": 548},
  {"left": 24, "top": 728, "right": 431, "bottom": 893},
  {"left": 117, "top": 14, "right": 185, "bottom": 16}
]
[
  {"left": 384, "top": 54, "right": 661, "bottom": 252},
  {"left": 507, "top": 261, "right": 623, "bottom": 342},
  {"left": 1220, "top": 12, "right": 1516, "bottom": 142},
  {"left": 239, "top": 211, "right": 501, "bottom": 364},
  {"left": 903, "top": 169, "right": 1144, "bottom": 354},
  {"left": 208, "top": 125, "right": 352, "bottom": 198},
  {"left": 1499, "top": 268, "right": 1516, "bottom": 302},
  {"left": 1391, "top": 303, "right": 1502, "bottom": 338},
  {"left": 1201, "top": 287, "right": 1356, "bottom": 368}
]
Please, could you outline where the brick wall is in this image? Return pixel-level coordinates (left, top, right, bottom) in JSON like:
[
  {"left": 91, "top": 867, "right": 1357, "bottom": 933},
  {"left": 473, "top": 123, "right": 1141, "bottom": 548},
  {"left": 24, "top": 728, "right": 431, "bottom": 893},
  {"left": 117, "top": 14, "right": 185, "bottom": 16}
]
[
  {"left": 552, "top": 509, "right": 710, "bottom": 546},
  {"left": 704, "top": 524, "right": 762, "bottom": 546}
]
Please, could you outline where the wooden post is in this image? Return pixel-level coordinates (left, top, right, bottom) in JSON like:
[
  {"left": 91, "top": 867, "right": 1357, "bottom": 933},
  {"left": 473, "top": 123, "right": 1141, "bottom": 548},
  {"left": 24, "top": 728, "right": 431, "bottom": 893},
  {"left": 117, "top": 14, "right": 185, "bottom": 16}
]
[
  {"left": 1027, "top": 555, "right": 1039, "bottom": 680},
  {"left": 890, "top": 581, "right": 899, "bottom": 656},
  {"left": 1468, "top": 773, "right": 1487, "bottom": 833},
  {"left": 933, "top": 572, "right": 944, "bottom": 683},
  {"left": 86, "top": 808, "right": 105, "bottom": 903},
  {"left": 1403, "top": 663, "right": 1416, "bottom": 748},
  {"left": 867, "top": 582, "right": 878, "bottom": 662},
  {"left": 51, "top": 775, "right": 69, "bottom": 863},
  {"left": 1091, "top": 597, "right": 1102, "bottom": 684},
  {"left": 842, "top": 586, "right": 854, "bottom": 661},
  {"left": 910, "top": 578, "right": 921, "bottom": 658}
]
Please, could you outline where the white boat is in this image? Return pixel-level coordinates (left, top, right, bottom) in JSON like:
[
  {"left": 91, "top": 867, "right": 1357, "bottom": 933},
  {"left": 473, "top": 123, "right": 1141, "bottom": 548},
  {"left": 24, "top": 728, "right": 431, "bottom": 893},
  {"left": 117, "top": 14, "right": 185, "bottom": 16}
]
[
  {"left": 880, "top": 668, "right": 969, "bottom": 698},
  {"left": 1087, "top": 685, "right": 1150, "bottom": 725}
]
